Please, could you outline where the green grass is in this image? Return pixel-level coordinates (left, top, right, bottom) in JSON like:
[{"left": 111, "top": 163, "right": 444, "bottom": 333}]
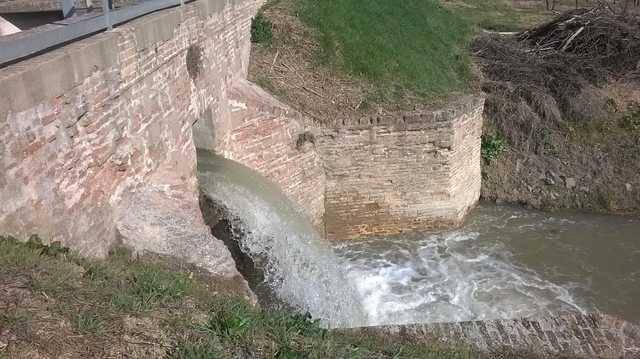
[
  {"left": 0, "top": 236, "right": 477, "bottom": 358},
  {"left": 251, "top": 11, "right": 274, "bottom": 44},
  {"left": 71, "top": 311, "right": 105, "bottom": 335},
  {"left": 298, "top": 0, "right": 474, "bottom": 99},
  {"left": 171, "top": 301, "right": 475, "bottom": 359},
  {"left": 621, "top": 104, "right": 640, "bottom": 132},
  {"left": 443, "top": 0, "right": 552, "bottom": 32}
]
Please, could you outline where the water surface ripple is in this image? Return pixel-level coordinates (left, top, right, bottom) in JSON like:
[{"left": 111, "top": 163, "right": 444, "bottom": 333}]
[{"left": 334, "top": 204, "right": 640, "bottom": 326}]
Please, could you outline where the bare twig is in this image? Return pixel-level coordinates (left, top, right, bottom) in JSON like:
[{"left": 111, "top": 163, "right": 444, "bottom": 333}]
[
  {"left": 270, "top": 49, "right": 280, "bottom": 71},
  {"left": 302, "top": 86, "right": 324, "bottom": 98},
  {"left": 561, "top": 26, "right": 585, "bottom": 51}
]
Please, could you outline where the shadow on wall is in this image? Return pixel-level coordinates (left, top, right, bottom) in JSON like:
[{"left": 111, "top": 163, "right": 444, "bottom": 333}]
[{"left": 199, "top": 193, "right": 290, "bottom": 310}]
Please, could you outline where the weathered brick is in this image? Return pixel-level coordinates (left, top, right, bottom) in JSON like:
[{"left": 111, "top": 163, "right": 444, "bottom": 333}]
[
  {"left": 0, "top": 0, "right": 261, "bottom": 258},
  {"left": 316, "top": 96, "right": 483, "bottom": 240}
]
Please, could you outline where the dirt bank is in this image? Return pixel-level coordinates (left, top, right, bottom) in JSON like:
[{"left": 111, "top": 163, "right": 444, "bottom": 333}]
[{"left": 474, "top": 5, "right": 640, "bottom": 213}]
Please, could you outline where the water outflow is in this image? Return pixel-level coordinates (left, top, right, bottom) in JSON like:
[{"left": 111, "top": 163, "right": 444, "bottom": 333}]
[
  {"left": 335, "top": 231, "right": 584, "bottom": 326},
  {"left": 197, "top": 150, "right": 366, "bottom": 328},
  {"left": 334, "top": 204, "right": 640, "bottom": 326}
]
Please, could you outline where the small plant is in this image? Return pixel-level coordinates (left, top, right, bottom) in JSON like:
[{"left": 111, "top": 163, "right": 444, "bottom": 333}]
[
  {"left": 112, "top": 264, "right": 188, "bottom": 311},
  {"left": 251, "top": 12, "right": 273, "bottom": 44},
  {"left": 71, "top": 311, "right": 104, "bottom": 335},
  {"left": 265, "top": 311, "right": 324, "bottom": 356},
  {"left": 481, "top": 133, "right": 507, "bottom": 162},
  {"left": 134, "top": 266, "right": 187, "bottom": 309},
  {"left": 621, "top": 104, "right": 640, "bottom": 132},
  {"left": 169, "top": 338, "right": 222, "bottom": 359},
  {"left": 204, "top": 301, "right": 253, "bottom": 342},
  {"left": 25, "top": 235, "right": 69, "bottom": 257}
]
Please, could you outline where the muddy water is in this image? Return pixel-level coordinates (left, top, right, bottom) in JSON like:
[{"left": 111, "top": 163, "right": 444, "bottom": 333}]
[{"left": 334, "top": 204, "right": 640, "bottom": 326}]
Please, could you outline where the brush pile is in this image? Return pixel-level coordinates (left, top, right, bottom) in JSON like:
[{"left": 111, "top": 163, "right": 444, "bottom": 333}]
[
  {"left": 472, "top": 4, "right": 640, "bottom": 153},
  {"left": 519, "top": 5, "right": 640, "bottom": 76}
]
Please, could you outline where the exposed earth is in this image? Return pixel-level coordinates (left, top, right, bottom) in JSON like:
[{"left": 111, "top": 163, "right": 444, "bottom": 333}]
[{"left": 475, "top": 5, "right": 640, "bottom": 213}]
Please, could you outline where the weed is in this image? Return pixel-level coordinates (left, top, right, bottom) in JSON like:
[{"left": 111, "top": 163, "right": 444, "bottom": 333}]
[
  {"left": 621, "top": 105, "right": 640, "bottom": 131},
  {"left": 204, "top": 300, "right": 253, "bottom": 341},
  {"left": 0, "top": 236, "right": 42, "bottom": 268},
  {"left": 71, "top": 311, "right": 104, "bottom": 335},
  {"left": 113, "top": 264, "right": 188, "bottom": 311},
  {"left": 251, "top": 12, "right": 273, "bottom": 44},
  {"left": 83, "top": 262, "right": 114, "bottom": 283},
  {"left": 25, "top": 235, "right": 69, "bottom": 257},
  {"left": 169, "top": 338, "right": 223, "bottom": 359},
  {"left": 481, "top": 133, "right": 507, "bottom": 162}
]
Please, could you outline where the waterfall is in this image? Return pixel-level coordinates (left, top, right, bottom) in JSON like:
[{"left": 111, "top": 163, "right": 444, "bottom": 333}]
[{"left": 197, "top": 149, "right": 366, "bottom": 328}]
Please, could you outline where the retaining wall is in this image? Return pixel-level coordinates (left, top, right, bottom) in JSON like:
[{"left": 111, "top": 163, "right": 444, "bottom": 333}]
[
  {"left": 0, "top": 0, "right": 324, "bottom": 280},
  {"left": 316, "top": 96, "right": 484, "bottom": 240},
  {"left": 0, "top": 0, "right": 260, "bottom": 284},
  {"left": 0, "top": 0, "right": 483, "bottom": 268}
]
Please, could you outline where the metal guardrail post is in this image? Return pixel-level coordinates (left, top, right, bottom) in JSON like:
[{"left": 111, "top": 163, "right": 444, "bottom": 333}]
[
  {"left": 103, "top": 0, "right": 112, "bottom": 29},
  {"left": 62, "top": 0, "right": 74, "bottom": 18}
]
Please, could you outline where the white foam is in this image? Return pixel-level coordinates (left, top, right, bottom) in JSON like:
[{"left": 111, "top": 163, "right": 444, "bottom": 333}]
[{"left": 335, "top": 228, "right": 588, "bottom": 326}]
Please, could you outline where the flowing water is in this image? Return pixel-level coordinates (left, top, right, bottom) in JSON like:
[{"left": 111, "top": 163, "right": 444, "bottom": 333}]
[
  {"left": 197, "top": 150, "right": 366, "bottom": 328},
  {"left": 334, "top": 204, "right": 640, "bottom": 326},
  {"left": 197, "top": 150, "right": 640, "bottom": 328}
]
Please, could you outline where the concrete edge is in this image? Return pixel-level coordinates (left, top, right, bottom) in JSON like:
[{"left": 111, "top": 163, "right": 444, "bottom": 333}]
[
  {"left": 317, "top": 93, "right": 486, "bottom": 131},
  {"left": 0, "top": 0, "right": 250, "bottom": 117}
]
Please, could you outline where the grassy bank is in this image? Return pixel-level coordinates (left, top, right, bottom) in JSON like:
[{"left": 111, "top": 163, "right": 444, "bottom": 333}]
[
  {"left": 0, "top": 237, "right": 476, "bottom": 358},
  {"left": 297, "top": 0, "right": 473, "bottom": 99},
  {"left": 442, "top": 0, "right": 557, "bottom": 32},
  {"left": 248, "top": 0, "right": 562, "bottom": 118}
]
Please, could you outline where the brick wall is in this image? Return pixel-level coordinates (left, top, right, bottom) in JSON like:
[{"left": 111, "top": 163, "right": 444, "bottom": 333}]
[
  {"left": 0, "top": 0, "right": 483, "bottom": 264},
  {"left": 211, "top": 80, "right": 325, "bottom": 227},
  {"left": 0, "top": 0, "right": 326, "bottom": 269},
  {"left": 0, "top": 0, "right": 261, "bottom": 260},
  {"left": 316, "top": 96, "right": 484, "bottom": 240}
]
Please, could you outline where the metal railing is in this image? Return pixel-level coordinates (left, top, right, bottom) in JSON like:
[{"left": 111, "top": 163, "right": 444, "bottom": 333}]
[{"left": 0, "top": 0, "right": 190, "bottom": 66}]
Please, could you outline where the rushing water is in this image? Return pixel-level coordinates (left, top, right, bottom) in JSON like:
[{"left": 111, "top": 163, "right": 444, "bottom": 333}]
[
  {"left": 334, "top": 204, "right": 640, "bottom": 326},
  {"left": 197, "top": 150, "right": 366, "bottom": 328},
  {"left": 197, "top": 150, "right": 640, "bottom": 328}
]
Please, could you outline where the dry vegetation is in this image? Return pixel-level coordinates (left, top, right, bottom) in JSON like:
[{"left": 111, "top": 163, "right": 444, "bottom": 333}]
[
  {"left": 475, "top": 4, "right": 640, "bottom": 212},
  {"left": 249, "top": 0, "right": 477, "bottom": 126}
]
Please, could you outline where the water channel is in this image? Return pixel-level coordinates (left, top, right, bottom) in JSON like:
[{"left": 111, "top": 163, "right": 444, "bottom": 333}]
[
  {"left": 334, "top": 204, "right": 640, "bottom": 326},
  {"left": 198, "top": 150, "right": 640, "bottom": 327}
]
